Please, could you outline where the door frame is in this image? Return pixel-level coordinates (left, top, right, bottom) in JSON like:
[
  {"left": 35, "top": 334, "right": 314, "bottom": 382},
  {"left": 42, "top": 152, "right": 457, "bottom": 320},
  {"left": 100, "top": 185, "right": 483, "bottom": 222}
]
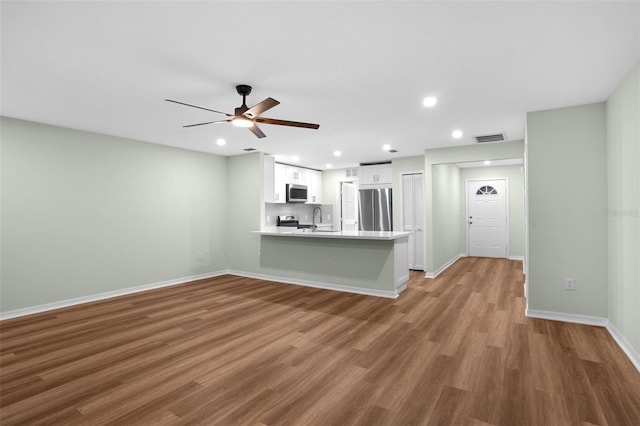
[
  {"left": 401, "top": 171, "right": 426, "bottom": 270},
  {"left": 465, "top": 177, "right": 510, "bottom": 258}
]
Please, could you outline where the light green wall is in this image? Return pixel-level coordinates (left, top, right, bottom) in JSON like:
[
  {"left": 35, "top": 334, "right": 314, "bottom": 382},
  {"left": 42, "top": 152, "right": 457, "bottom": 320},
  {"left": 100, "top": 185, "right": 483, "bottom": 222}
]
[
  {"left": 259, "top": 237, "right": 396, "bottom": 291},
  {"left": 1, "top": 117, "right": 228, "bottom": 312},
  {"left": 432, "top": 164, "right": 465, "bottom": 270},
  {"left": 606, "top": 61, "right": 639, "bottom": 354},
  {"left": 526, "top": 103, "right": 608, "bottom": 317},
  {"left": 424, "top": 140, "right": 524, "bottom": 272},
  {"left": 460, "top": 165, "right": 526, "bottom": 257},
  {"left": 226, "top": 152, "right": 264, "bottom": 274}
]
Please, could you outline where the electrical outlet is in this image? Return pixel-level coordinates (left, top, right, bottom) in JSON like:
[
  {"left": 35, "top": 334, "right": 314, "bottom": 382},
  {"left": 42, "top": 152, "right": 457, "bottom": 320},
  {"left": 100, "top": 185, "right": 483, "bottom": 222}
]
[
  {"left": 564, "top": 278, "right": 576, "bottom": 291},
  {"left": 266, "top": 216, "right": 271, "bottom": 223},
  {"left": 327, "top": 214, "right": 331, "bottom": 220}
]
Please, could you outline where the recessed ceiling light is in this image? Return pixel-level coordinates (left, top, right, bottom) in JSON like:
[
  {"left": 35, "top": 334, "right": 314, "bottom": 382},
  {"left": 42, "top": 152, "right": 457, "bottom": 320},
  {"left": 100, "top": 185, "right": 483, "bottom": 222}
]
[
  {"left": 216, "top": 138, "right": 226, "bottom": 146},
  {"left": 484, "top": 160, "right": 491, "bottom": 165},
  {"left": 333, "top": 150, "right": 342, "bottom": 157},
  {"left": 423, "top": 96, "right": 437, "bottom": 107},
  {"left": 291, "top": 155, "right": 300, "bottom": 162},
  {"left": 382, "top": 144, "right": 391, "bottom": 151},
  {"left": 325, "top": 164, "right": 332, "bottom": 169},
  {"left": 452, "top": 130, "right": 463, "bottom": 138}
]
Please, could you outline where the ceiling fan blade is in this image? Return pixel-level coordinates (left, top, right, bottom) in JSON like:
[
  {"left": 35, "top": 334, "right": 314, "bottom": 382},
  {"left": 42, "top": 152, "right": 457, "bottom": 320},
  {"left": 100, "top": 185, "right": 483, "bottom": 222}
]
[
  {"left": 183, "top": 119, "right": 231, "bottom": 128},
  {"left": 165, "top": 99, "right": 231, "bottom": 116},
  {"left": 244, "top": 97, "right": 280, "bottom": 118},
  {"left": 255, "top": 117, "right": 320, "bottom": 129},
  {"left": 248, "top": 123, "right": 266, "bottom": 138}
]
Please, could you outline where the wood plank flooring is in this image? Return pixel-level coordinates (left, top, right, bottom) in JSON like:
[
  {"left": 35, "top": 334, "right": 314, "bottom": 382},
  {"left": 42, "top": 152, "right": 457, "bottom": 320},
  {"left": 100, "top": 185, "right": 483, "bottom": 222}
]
[{"left": 1, "top": 257, "right": 639, "bottom": 425}]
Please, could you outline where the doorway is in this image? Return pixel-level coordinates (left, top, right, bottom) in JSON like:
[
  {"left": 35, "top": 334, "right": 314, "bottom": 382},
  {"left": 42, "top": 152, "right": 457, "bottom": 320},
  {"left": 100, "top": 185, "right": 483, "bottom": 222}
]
[
  {"left": 466, "top": 178, "right": 508, "bottom": 258},
  {"left": 340, "top": 181, "right": 358, "bottom": 231}
]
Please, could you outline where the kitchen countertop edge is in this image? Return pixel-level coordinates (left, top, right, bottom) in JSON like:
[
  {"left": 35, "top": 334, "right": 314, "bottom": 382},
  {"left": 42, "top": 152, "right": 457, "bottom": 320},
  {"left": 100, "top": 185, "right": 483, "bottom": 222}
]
[{"left": 254, "top": 228, "right": 411, "bottom": 241}]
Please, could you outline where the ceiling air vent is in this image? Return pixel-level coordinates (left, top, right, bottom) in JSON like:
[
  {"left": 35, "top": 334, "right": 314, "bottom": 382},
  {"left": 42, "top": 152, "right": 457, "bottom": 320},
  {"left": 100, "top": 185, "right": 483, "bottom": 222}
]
[
  {"left": 474, "top": 133, "right": 506, "bottom": 143},
  {"left": 243, "top": 148, "right": 257, "bottom": 151}
]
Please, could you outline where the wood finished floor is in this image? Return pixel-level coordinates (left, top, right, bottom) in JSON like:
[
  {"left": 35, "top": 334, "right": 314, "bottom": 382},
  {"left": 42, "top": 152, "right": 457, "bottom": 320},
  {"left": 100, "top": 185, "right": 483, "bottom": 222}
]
[{"left": 1, "top": 257, "right": 639, "bottom": 425}]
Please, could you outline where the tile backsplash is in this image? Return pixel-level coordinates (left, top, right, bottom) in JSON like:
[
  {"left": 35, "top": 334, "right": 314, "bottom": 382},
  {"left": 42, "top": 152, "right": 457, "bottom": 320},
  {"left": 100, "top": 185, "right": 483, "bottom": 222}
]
[{"left": 265, "top": 203, "right": 333, "bottom": 226}]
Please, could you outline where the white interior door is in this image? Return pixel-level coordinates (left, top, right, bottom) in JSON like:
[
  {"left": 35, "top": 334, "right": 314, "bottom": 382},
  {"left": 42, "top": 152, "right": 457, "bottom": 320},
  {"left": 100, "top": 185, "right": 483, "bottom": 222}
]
[
  {"left": 467, "top": 179, "right": 507, "bottom": 258},
  {"left": 402, "top": 173, "right": 424, "bottom": 270},
  {"left": 341, "top": 182, "right": 358, "bottom": 231}
]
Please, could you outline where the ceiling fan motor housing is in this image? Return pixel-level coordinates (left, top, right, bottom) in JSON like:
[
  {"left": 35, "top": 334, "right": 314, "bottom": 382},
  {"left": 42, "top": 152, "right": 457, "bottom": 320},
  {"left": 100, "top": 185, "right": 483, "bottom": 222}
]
[{"left": 236, "top": 84, "right": 252, "bottom": 97}]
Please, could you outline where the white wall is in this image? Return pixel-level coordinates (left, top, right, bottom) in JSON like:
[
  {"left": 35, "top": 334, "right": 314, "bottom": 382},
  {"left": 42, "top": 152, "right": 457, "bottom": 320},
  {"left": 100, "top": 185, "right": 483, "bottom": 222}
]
[
  {"left": 1, "top": 117, "right": 228, "bottom": 312},
  {"left": 526, "top": 103, "right": 608, "bottom": 318},
  {"left": 460, "top": 165, "right": 526, "bottom": 258},
  {"left": 606, "top": 61, "right": 639, "bottom": 357}
]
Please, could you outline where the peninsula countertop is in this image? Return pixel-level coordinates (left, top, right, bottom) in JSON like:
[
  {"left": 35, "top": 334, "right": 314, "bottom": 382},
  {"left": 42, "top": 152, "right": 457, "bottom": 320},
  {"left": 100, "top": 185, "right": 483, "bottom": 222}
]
[{"left": 255, "top": 227, "right": 411, "bottom": 241}]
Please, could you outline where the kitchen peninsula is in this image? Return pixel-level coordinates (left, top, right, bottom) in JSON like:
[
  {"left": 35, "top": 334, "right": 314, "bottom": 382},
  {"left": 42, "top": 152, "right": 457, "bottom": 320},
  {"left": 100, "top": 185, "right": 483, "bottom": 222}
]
[{"left": 254, "top": 228, "right": 411, "bottom": 298}]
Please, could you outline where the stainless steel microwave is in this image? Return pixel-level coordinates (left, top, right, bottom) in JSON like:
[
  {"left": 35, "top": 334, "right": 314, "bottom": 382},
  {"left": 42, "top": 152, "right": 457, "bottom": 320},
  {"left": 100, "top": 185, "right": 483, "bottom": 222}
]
[{"left": 286, "top": 184, "right": 308, "bottom": 203}]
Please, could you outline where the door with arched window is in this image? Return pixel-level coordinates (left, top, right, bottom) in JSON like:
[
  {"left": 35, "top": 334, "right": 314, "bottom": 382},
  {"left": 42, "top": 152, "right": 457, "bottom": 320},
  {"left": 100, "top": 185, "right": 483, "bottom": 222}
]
[{"left": 466, "top": 179, "right": 508, "bottom": 258}]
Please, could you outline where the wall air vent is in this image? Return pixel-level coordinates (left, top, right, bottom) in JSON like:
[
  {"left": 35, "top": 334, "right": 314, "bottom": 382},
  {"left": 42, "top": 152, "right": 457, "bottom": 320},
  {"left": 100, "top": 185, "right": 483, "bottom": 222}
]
[
  {"left": 474, "top": 133, "right": 506, "bottom": 143},
  {"left": 243, "top": 148, "right": 257, "bottom": 151}
]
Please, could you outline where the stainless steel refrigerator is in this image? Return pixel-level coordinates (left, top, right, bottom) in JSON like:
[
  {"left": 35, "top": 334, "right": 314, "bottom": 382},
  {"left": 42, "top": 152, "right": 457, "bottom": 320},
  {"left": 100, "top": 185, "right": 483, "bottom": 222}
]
[{"left": 358, "top": 188, "right": 393, "bottom": 231}]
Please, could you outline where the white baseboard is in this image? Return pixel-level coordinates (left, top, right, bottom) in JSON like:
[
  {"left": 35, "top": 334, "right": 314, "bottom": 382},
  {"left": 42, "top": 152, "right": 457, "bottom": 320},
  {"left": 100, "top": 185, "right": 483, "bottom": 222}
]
[
  {"left": 0, "top": 270, "right": 228, "bottom": 320},
  {"left": 526, "top": 308, "right": 640, "bottom": 373},
  {"left": 525, "top": 308, "right": 608, "bottom": 326},
  {"left": 228, "top": 270, "right": 401, "bottom": 299},
  {"left": 606, "top": 320, "right": 640, "bottom": 373},
  {"left": 425, "top": 253, "right": 466, "bottom": 279},
  {"left": 508, "top": 255, "right": 526, "bottom": 273}
]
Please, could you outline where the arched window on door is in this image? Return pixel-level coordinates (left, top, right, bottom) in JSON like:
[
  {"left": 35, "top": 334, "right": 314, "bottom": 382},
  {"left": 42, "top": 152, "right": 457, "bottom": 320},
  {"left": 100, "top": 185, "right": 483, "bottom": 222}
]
[{"left": 476, "top": 185, "right": 498, "bottom": 195}]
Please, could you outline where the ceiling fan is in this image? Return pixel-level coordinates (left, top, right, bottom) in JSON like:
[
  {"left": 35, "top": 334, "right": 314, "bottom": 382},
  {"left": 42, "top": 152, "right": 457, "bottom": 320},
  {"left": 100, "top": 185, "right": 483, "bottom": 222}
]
[{"left": 165, "top": 85, "right": 320, "bottom": 138}]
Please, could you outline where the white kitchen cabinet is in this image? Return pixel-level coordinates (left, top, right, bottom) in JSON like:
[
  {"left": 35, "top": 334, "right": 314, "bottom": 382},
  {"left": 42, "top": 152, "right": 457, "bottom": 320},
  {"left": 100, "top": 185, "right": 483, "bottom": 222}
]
[
  {"left": 286, "top": 166, "right": 306, "bottom": 185},
  {"left": 264, "top": 156, "right": 286, "bottom": 203},
  {"left": 306, "top": 169, "right": 322, "bottom": 204},
  {"left": 360, "top": 163, "right": 392, "bottom": 186},
  {"left": 264, "top": 156, "right": 275, "bottom": 202},
  {"left": 273, "top": 163, "right": 287, "bottom": 203}
]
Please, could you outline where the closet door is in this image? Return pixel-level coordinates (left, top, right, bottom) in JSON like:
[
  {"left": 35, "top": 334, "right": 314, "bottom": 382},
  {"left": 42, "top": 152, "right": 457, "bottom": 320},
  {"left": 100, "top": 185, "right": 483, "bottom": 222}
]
[{"left": 402, "top": 173, "right": 424, "bottom": 270}]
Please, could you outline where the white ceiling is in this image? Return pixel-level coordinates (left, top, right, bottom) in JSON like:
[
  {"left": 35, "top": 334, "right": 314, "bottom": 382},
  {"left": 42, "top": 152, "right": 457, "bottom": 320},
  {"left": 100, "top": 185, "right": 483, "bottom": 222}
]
[{"left": 2, "top": 1, "right": 639, "bottom": 170}]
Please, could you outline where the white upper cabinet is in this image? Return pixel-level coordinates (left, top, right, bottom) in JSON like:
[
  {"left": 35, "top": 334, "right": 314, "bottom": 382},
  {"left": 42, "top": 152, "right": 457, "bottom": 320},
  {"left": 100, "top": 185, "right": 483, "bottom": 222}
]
[
  {"left": 273, "top": 163, "right": 287, "bottom": 203},
  {"left": 264, "top": 156, "right": 286, "bottom": 203},
  {"left": 286, "top": 166, "right": 306, "bottom": 185},
  {"left": 306, "top": 169, "right": 322, "bottom": 204},
  {"left": 264, "top": 155, "right": 275, "bottom": 202},
  {"left": 264, "top": 156, "right": 321, "bottom": 203},
  {"left": 360, "top": 164, "right": 392, "bottom": 186}
]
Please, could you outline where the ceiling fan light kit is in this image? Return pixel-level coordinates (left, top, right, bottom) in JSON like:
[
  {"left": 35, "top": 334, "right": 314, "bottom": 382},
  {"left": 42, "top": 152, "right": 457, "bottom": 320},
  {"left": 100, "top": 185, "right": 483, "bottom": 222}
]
[
  {"left": 232, "top": 117, "right": 253, "bottom": 128},
  {"left": 166, "top": 84, "right": 319, "bottom": 139}
]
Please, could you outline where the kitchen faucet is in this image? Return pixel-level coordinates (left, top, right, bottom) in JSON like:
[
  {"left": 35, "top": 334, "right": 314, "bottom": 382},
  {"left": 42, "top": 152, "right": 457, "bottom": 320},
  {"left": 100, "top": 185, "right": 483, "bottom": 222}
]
[{"left": 312, "top": 206, "right": 322, "bottom": 229}]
